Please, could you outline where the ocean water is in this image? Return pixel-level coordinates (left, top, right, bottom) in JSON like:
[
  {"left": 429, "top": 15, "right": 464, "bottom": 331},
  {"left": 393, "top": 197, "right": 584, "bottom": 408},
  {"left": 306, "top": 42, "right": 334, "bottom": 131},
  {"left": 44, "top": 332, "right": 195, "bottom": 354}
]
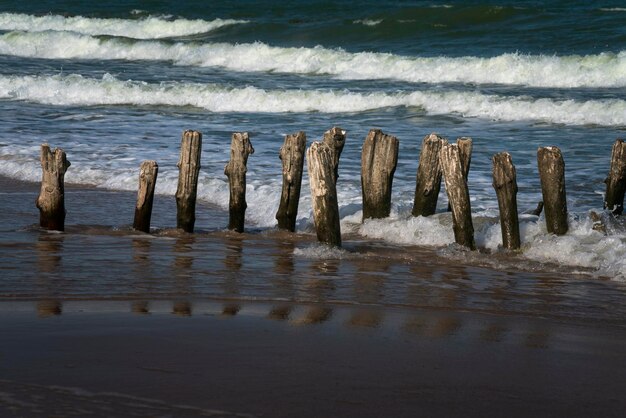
[{"left": 1, "top": 0, "right": 626, "bottom": 281}]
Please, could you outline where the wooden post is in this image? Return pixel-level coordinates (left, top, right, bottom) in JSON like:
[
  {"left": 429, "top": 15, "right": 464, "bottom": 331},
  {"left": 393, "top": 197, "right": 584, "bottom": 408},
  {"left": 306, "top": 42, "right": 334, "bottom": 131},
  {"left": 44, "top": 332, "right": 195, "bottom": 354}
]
[
  {"left": 276, "top": 131, "right": 307, "bottom": 231},
  {"left": 412, "top": 133, "right": 446, "bottom": 217},
  {"left": 224, "top": 132, "right": 254, "bottom": 233},
  {"left": 457, "top": 137, "right": 473, "bottom": 179},
  {"left": 440, "top": 143, "right": 475, "bottom": 249},
  {"left": 306, "top": 141, "right": 341, "bottom": 247},
  {"left": 361, "top": 129, "right": 399, "bottom": 220},
  {"left": 447, "top": 137, "right": 472, "bottom": 211},
  {"left": 133, "top": 160, "right": 158, "bottom": 233},
  {"left": 604, "top": 138, "right": 626, "bottom": 215},
  {"left": 537, "top": 146, "right": 568, "bottom": 235},
  {"left": 322, "top": 126, "right": 346, "bottom": 184},
  {"left": 175, "top": 130, "right": 202, "bottom": 233},
  {"left": 36, "top": 144, "right": 70, "bottom": 231},
  {"left": 492, "top": 152, "right": 521, "bottom": 250}
]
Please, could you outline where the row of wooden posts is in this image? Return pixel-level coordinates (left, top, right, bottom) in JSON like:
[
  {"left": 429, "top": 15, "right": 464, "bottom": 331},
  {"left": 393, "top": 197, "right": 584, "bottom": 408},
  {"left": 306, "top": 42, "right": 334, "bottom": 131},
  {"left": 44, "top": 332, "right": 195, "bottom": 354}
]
[{"left": 35, "top": 128, "right": 626, "bottom": 251}]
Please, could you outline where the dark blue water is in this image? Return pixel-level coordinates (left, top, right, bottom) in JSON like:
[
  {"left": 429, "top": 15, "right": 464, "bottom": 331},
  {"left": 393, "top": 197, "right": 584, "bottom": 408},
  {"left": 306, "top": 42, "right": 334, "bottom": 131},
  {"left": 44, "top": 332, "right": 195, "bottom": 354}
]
[{"left": 3, "top": 0, "right": 625, "bottom": 55}]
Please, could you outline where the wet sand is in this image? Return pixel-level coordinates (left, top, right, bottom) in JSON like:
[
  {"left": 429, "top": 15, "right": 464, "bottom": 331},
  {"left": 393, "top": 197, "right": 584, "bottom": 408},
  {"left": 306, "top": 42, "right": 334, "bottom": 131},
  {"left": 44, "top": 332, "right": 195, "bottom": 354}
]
[
  {"left": 1, "top": 300, "right": 626, "bottom": 417},
  {"left": 1, "top": 175, "right": 626, "bottom": 416}
]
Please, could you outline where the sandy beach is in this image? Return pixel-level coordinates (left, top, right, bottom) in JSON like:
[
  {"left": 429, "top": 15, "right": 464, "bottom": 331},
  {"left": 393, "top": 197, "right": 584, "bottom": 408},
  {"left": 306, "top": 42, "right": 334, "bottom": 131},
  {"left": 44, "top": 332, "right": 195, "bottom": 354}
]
[
  {"left": 1, "top": 175, "right": 626, "bottom": 416},
  {"left": 1, "top": 300, "right": 625, "bottom": 417}
]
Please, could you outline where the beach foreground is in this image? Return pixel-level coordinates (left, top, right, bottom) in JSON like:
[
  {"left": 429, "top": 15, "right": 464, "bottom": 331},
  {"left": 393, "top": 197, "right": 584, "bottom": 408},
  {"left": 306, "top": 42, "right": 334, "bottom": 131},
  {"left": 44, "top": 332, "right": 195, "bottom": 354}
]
[
  {"left": 1, "top": 300, "right": 625, "bottom": 417},
  {"left": 1, "top": 177, "right": 626, "bottom": 416}
]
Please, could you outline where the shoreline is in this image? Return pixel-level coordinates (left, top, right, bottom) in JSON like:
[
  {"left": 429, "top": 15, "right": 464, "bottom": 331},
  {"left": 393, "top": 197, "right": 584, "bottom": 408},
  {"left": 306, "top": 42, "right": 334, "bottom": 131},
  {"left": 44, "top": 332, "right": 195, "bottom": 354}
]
[
  {"left": 0, "top": 173, "right": 613, "bottom": 278},
  {"left": 2, "top": 173, "right": 626, "bottom": 323}
]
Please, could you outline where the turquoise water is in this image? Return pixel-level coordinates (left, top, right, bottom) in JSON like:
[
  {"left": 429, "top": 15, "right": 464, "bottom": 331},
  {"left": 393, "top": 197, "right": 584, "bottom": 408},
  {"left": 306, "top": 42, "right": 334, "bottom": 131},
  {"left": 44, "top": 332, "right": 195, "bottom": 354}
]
[{"left": 0, "top": 1, "right": 625, "bottom": 278}]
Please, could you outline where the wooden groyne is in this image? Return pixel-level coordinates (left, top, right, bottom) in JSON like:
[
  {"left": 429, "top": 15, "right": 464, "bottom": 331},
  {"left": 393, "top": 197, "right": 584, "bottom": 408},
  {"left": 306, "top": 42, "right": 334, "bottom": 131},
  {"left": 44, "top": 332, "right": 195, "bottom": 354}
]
[
  {"left": 225, "top": 132, "right": 254, "bottom": 233},
  {"left": 361, "top": 129, "right": 399, "bottom": 220},
  {"left": 133, "top": 160, "right": 158, "bottom": 233},
  {"left": 492, "top": 152, "right": 520, "bottom": 250},
  {"left": 36, "top": 144, "right": 70, "bottom": 231},
  {"left": 276, "top": 131, "right": 307, "bottom": 232},
  {"left": 36, "top": 131, "right": 626, "bottom": 251},
  {"left": 175, "top": 130, "right": 202, "bottom": 233}
]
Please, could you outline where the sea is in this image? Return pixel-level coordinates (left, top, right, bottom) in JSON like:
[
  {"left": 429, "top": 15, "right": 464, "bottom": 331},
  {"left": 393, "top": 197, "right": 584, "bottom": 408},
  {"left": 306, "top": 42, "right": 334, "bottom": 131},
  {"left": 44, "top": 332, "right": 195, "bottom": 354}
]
[{"left": 1, "top": 0, "right": 626, "bottom": 316}]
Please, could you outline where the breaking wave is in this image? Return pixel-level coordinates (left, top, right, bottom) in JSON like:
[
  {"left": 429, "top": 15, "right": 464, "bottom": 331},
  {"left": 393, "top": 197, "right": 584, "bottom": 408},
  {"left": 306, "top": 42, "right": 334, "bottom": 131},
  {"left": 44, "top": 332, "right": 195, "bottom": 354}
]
[
  {"left": 0, "top": 12, "right": 247, "bottom": 39},
  {"left": 0, "top": 31, "right": 624, "bottom": 88},
  {"left": 1, "top": 73, "right": 624, "bottom": 125}
]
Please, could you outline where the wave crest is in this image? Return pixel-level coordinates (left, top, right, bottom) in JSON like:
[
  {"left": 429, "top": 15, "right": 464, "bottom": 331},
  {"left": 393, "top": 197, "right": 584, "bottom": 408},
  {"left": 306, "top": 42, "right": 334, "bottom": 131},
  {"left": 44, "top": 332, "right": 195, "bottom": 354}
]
[
  {"left": 0, "top": 12, "right": 247, "bottom": 39},
  {"left": 1, "top": 73, "right": 624, "bottom": 126},
  {"left": 1, "top": 31, "right": 624, "bottom": 88}
]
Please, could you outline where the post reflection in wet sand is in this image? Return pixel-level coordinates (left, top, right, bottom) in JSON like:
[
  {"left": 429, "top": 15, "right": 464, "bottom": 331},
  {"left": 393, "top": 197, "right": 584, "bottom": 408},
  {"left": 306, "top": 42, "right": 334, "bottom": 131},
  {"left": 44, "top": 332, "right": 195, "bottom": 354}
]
[
  {"left": 407, "top": 262, "right": 473, "bottom": 311},
  {"left": 268, "top": 305, "right": 292, "bottom": 321},
  {"left": 132, "top": 301, "right": 150, "bottom": 315},
  {"left": 36, "top": 233, "right": 63, "bottom": 274},
  {"left": 479, "top": 323, "right": 509, "bottom": 343},
  {"left": 484, "top": 270, "right": 518, "bottom": 312},
  {"left": 131, "top": 238, "right": 151, "bottom": 264},
  {"left": 173, "top": 301, "right": 192, "bottom": 316},
  {"left": 222, "top": 304, "right": 240, "bottom": 316},
  {"left": 303, "top": 278, "right": 336, "bottom": 303},
  {"left": 274, "top": 240, "right": 295, "bottom": 275},
  {"left": 438, "top": 270, "right": 470, "bottom": 308},
  {"left": 172, "top": 235, "right": 195, "bottom": 299},
  {"left": 348, "top": 309, "right": 383, "bottom": 328},
  {"left": 292, "top": 306, "right": 333, "bottom": 325},
  {"left": 407, "top": 263, "right": 438, "bottom": 307},
  {"left": 272, "top": 240, "right": 295, "bottom": 301},
  {"left": 353, "top": 257, "right": 388, "bottom": 305},
  {"left": 173, "top": 235, "right": 195, "bottom": 271},
  {"left": 534, "top": 275, "right": 565, "bottom": 315},
  {"left": 37, "top": 300, "right": 62, "bottom": 317},
  {"left": 222, "top": 235, "right": 243, "bottom": 298},
  {"left": 132, "top": 238, "right": 153, "bottom": 293},
  {"left": 403, "top": 314, "right": 462, "bottom": 339},
  {"left": 36, "top": 233, "right": 64, "bottom": 301},
  {"left": 305, "top": 257, "right": 338, "bottom": 303}
]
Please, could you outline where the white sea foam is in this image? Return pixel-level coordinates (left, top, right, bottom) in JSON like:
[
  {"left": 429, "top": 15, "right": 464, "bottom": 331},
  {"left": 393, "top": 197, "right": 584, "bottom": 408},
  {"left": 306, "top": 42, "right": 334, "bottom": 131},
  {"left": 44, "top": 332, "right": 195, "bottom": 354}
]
[
  {"left": 1, "top": 146, "right": 625, "bottom": 279},
  {"left": 293, "top": 244, "right": 348, "bottom": 259},
  {"left": 359, "top": 215, "right": 455, "bottom": 246},
  {"left": 1, "top": 73, "right": 625, "bottom": 126},
  {"left": 0, "top": 13, "right": 246, "bottom": 39},
  {"left": 353, "top": 19, "right": 383, "bottom": 26},
  {"left": 0, "top": 31, "right": 625, "bottom": 88}
]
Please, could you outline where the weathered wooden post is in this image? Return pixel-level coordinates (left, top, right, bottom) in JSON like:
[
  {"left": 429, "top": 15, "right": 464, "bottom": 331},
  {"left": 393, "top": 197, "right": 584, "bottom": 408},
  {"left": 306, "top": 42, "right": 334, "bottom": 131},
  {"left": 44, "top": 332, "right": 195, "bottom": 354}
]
[
  {"left": 412, "top": 133, "right": 446, "bottom": 217},
  {"left": 440, "top": 142, "right": 475, "bottom": 249},
  {"left": 276, "top": 131, "right": 307, "bottom": 231},
  {"left": 133, "top": 160, "right": 158, "bottom": 233},
  {"left": 457, "top": 137, "right": 473, "bottom": 179},
  {"left": 36, "top": 144, "right": 70, "bottom": 231},
  {"left": 322, "top": 126, "right": 346, "bottom": 184},
  {"left": 604, "top": 138, "right": 626, "bottom": 215},
  {"left": 225, "top": 132, "right": 254, "bottom": 233},
  {"left": 175, "top": 130, "right": 202, "bottom": 232},
  {"left": 361, "top": 129, "right": 399, "bottom": 220},
  {"left": 447, "top": 137, "right": 472, "bottom": 211},
  {"left": 537, "top": 146, "right": 568, "bottom": 235},
  {"left": 492, "top": 152, "right": 521, "bottom": 250},
  {"left": 306, "top": 141, "right": 341, "bottom": 247}
]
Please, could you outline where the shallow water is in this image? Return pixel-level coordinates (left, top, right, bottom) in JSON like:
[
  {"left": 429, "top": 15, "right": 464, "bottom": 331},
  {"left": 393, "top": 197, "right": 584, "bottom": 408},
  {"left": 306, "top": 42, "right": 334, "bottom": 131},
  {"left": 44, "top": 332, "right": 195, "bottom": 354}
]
[{"left": 2, "top": 177, "right": 626, "bottom": 325}]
